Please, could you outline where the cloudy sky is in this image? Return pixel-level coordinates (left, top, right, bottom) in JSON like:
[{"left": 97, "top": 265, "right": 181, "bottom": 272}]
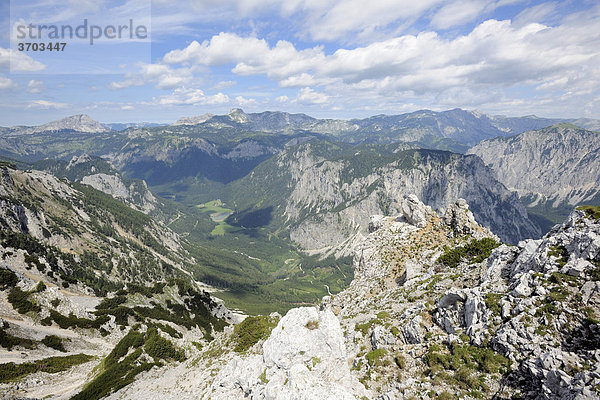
[{"left": 0, "top": 0, "right": 599, "bottom": 125}]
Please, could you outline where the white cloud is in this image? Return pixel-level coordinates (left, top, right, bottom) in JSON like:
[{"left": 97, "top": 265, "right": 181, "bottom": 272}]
[
  {"left": 26, "top": 100, "right": 68, "bottom": 109},
  {"left": 164, "top": 33, "right": 325, "bottom": 82},
  {"left": 0, "top": 76, "right": 16, "bottom": 90},
  {"left": 280, "top": 73, "right": 319, "bottom": 88},
  {"left": 121, "top": 105, "right": 134, "bottom": 110},
  {"left": 109, "top": 63, "right": 194, "bottom": 90},
  {"left": 152, "top": 87, "right": 229, "bottom": 106},
  {"left": 513, "top": 2, "right": 558, "bottom": 26},
  {"left": 430, "top": 0, "right": 488, "bottom": 29},
  {"left": 295, "top": 87, "right": 329, "bottom": 104},
  {"left": 286, "top": 0, "right": 444, "bottom": 41},
  {"left": 275, "top": 95, "right": 289, "bottom": 103},
  {"left": 27, "top": 80, "right": 43, "bottom": 93},
  {"left": 213, "top": 80, "right": 237, "bottom": 90},
  {"left": 162, "top": 12, "right": 600, "bottom": 110},
  {"left": 0, "top": 47, "right": 45, "bottom": 72},
  {"left": 155, "top": 0, "right": 445, "bottom": 42},
  {"left": 235, "top": 96, "right": 257, "bottom": 106}
]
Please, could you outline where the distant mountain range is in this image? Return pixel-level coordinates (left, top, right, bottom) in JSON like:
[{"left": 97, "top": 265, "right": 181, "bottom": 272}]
[
  {"left": 0, "top": 109, "right": 598, "bottom": 301},
  {"left": 3, "top": 109, "right": 598, "bottom": 151},
  {"left": 8, "top": 114, "right": 110, "bottom": 134}
]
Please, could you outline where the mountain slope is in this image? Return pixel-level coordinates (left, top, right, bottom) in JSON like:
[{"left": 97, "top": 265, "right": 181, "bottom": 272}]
[
  {"left": 468, "top": 124, "right": 600, "bottom": 231},
  {"left": 170, "top": 108, "right": 573, "bottom": 151},
  {"left": 0, "top": 165, "right": 191, "bottom": 293},
  {"left": 33, "top": 154, "right": 160, "bottom": 215},
  {"left": 225, "top": 140, "right": 540, "bottom": 251}
]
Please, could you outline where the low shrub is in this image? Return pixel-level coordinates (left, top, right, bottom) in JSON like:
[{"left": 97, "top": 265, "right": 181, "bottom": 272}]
[
  {"left": 42, "top": 335, "right": 66, "bottom": 352},
  {"left": 365, "top": 348, "right": 387, "bottom": 367},
  {"left": 144, "top": 328, "right": 185, "bottom": 362},
  {"left": 439, "top": 238, "right": 500, "bottom": 268},
  {"left": 0, "top": 268, "right": 18, "bottom": 290},
  {"left": 7, "top": 287, "right": 41, "bottom": 314},
  {"left": 0, "top": 326, "right": 36, "bottom": 350}
]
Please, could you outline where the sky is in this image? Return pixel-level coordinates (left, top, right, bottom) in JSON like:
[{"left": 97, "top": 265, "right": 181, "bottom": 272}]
[{"left": 0, "top": 0, "right": 599, "bottom": 125}]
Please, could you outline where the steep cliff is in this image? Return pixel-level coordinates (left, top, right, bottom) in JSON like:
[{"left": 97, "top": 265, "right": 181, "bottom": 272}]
[
  {"left": 468, "top": 124, "right": 600, "bottom": 230},
  {"left": 227, "top": 141, "right": 540, "bottom": 254}
]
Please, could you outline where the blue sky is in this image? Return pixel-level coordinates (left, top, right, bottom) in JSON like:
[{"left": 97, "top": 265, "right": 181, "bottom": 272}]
[{"left": 0, "top": 0, "right": 599, "bottom": 125}]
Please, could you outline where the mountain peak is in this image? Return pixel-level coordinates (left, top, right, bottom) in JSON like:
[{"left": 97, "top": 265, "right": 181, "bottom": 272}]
[
  {"left": 227, "top": 108, "right": 249, "bottom": 123},
  {"left": 18, "top": 114, "right": 109, "bottom": 134},
  {"left": 172, "top": 113, "right": 215, "bottom": 126}
]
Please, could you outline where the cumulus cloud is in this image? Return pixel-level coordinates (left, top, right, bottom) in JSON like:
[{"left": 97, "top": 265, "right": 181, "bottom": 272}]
[
  {"left": 162, "top": 13, "right": 600, "bottom": 106},
  {"left": 0, "top": 47, "right": 45, "bottom": 72},
  {"left": 0, "top": 76, "right": 17, "bottom": 90},
  {"left": 295, "top": 87, "right": 329, "bottom": 104},
  {"left": 235, "top": 96, "right": 257, "bottom": 106},
  {"left": 164, "top": 33, "right": 325, "bottom": 82},
  {"left": 26, "top": 100, "right": 68, "bottom": 109},
  {"left": 109, "top": 64, "right": 194, "bottom": 90},
  {"left": 151, "top": 87, "right": 229, "bottom": 106}
]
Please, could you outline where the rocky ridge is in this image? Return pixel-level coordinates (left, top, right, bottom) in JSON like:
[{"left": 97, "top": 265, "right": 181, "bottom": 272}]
[{"left": 180, "top": 197, "right": 598, "bottom": 399}]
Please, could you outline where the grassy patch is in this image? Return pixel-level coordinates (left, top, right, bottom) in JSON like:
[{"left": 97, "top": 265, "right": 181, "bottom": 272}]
[
  {"left": 0, "top": 354, "right": 94, "bottom": 383},
  {"left": 548, "top": 245, "right": 569, "bottom": 267},
  {"left": 365, "top": 348, "right": 388, "bottom": 367},
  {"left": 196, "top": 201, "right": 235, "bottom": 236},
  {"left": 577, "top": 205, "right": 600, "bottom": 220},
  {"left": 232, "top": 315, "right": 279, "bottom": 353},
  {"left": 424, "top": 342, "right": 511, "bottom": 394},
  {"left": 484, "top": 293, "right": 503, "bottom": 317},
  {"left": 355, "top": 311, "right": 392, "bottom": 336}
]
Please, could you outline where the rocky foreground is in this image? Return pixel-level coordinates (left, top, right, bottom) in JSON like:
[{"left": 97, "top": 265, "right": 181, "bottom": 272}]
[
  {"left": 1, "top": 195, "right": 599, "bottom": 399},
  {"left": 92, "top": 197, "right": 599, "bottom": 400}
]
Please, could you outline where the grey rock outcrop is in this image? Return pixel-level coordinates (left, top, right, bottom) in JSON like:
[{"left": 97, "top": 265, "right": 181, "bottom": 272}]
[{"left": 210, "top": 307, "right": 367, "bottom": 400}]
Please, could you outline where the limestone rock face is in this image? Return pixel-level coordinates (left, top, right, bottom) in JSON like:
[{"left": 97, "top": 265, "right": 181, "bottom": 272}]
[
  {"left": 443, "top": 198, "right": 480, "bottom": 237},
  {"left": 277, "top": 143, "right": 540, "bottom": 259},
  {"left": 468, "top": 124, "right": 600, "bottom": 208},
  {"left": 210, "top": 307, "right": 366, "bottom": 400},
  {"left": 400, "top": 194, "right": 436, "bottom": 228},
  {"left": 81, "top": 173, "right": 157, "bottom": 214}
]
